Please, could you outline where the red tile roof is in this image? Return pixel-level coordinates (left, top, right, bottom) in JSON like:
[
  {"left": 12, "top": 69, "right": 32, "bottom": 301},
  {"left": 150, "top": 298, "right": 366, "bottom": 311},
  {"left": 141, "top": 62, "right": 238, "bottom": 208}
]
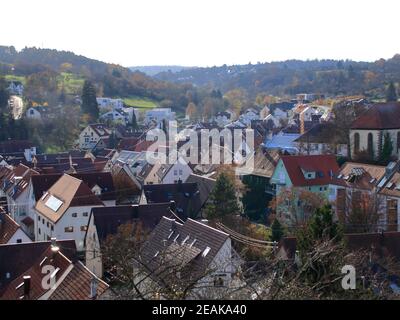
[
  {"left": 0, "top": 243, "right": 108, "bottom": 300},
  {"left": 0, "top": 210, "right": 22, "bottom": 244},
  {"left": 351, "top": 102, "right": 400, "bottom": 130},
  {"left": 280, "top": 155, "right": 339, "bottom": 187},
  {"left": 49, "top": 261, "right": 108, "bottom": 300}
]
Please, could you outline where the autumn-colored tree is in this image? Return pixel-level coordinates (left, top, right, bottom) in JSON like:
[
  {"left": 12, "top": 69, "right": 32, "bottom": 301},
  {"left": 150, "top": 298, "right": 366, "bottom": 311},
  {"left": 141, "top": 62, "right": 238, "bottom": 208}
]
[
  {"left": 185, "top": 102, "right": 197, "bottom": 120},
  {"left": 274, "top": 187, "right": 326, "bottom": 230}
]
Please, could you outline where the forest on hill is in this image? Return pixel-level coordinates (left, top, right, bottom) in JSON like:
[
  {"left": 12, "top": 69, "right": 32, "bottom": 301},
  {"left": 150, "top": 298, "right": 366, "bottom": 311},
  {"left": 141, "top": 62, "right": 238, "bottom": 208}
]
[
  {"left": 0, "top": 46, "right": 205, "bottom": 113},
  {"left": 155, "top": 55, "right": 400, "bottom": 99}
]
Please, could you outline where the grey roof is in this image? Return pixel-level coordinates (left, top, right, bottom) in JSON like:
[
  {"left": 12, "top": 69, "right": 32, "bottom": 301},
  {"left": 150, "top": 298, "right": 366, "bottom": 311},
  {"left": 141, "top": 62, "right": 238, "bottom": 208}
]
[
  {"left": 140, "top": 217, "right": 229, "bottom": 282},
  {"left": 185, "top": 174, "right": 216, "bottom": 208}
]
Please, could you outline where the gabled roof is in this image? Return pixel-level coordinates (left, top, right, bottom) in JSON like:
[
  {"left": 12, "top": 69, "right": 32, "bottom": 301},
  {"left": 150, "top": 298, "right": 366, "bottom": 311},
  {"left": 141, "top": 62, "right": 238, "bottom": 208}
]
[
  {"left": 279, "top": 155, "right": 339, "bottom": 187},
  {"left": 35, "top": 174, "right": 103, "bottom": 223},
  {"left": 333, "top": 162, "right": 386, "bottom": 191},
  {"left": 0, "top": 240, "right": 77, "bottom": 290},
  {"left": 0, "top": 209, "right": 24, "bottom": 244},
  {"left": 48, "top": 261, "right": 108, "bottom": 300},
  {"left": 294, "top": 123, "right": 347, "bottom": 144},
  {"left": 31, "top": 172, "right": 116, "bottom": 202},
  {"left": 240, "top": 148, "right": 280, "bottom": 178},
  {"left": 88, "top": 124, "right": 111, "bottom": 137},
  {"left": 185, "top": 174, "right": 216, "bottom": 208},
  {"left": 88, "top": 202, "right": 174, "bottom": 243},
  {"left": 143, "top": 183, "right": 202, "bottom": 220},
  {"left": 140, "top": 217, "right": 230, "bottom": 281},
  {"left": 0, "top": 241, "right": 108, "bottom": 300},
  {"left": 351, "top": 102, "right": 400, "bottom": 130}
]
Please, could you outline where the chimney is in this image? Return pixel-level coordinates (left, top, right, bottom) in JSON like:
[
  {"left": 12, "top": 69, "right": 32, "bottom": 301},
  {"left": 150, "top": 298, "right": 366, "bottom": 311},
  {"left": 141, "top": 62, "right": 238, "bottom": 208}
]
[
  {"left": 23, "top": 276, "right": 31, "bottom": 299},
  {"left": 90, "top": 277, "right": 98, "bottom": 299},
  {"left": 169, "top": 200, "right": 176, "bottom": 212},
  {"left": 51, "top": 237, "right": 59, "bottom": 258}
]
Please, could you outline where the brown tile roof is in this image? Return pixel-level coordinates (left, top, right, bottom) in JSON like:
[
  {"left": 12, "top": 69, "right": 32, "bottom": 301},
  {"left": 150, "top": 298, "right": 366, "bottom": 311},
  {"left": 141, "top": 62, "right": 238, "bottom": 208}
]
[
  {"left": 0, "top": 242, "right": 108, "bottom": 300},
  {"left": 35, "top": 174, "right": 104, "bottom": 223},
  {"left": 49, "top": 261, "right": 108, "bottom": 300},
  {"left": 351, "top": 102, "right": 400, "bottom": 130},
  {"left": 0, "top": 247, "right": 72, "bottom": 300},
  {"left": 0, "top": 240, "right": 77, "bottom": 291},
  {"left": 0, "top": 210, "right": 21, "bottom": 244},
  {"left": 31, "top": 172, "right": 116, "bottom": 202},
  {"left": 280, "top": 155, "right": 339, "bottom": 187},
  {"left": 333, "top": 162, "right": 386, "bottom": 191}
]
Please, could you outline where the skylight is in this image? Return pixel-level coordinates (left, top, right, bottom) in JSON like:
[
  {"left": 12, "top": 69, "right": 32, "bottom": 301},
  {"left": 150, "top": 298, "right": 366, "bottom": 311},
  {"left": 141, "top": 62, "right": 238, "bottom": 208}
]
[
  {"left": 181, "top": 235, "right": 190, "bottom": 245},
  {"left": 45, "top": 195, "right": 63, "bottom": 212},
  {"left": 189, "top": 239, "right": 197, "bottom": 248},
  {"left": 202, "top": 246, "right": 211, "bottom": 257}
]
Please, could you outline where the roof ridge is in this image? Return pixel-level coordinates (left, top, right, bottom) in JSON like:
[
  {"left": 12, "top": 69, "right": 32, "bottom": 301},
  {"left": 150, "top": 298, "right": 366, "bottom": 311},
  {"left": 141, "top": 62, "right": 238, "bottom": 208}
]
[{"left": 186, "top": 218, "right": 229, "bottom": 237}]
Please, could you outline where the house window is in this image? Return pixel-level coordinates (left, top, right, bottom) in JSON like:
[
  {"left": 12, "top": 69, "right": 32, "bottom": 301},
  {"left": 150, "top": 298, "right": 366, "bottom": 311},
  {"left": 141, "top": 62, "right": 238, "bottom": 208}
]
[
  {"left": 214, "top": 276, "right": 224, "bottom": 287},
  {"left": 64, "top": 227, "right": 74, "bottom": 233},
  {"left": 83, "top": 212, "right": 88, "bottom": 217},
  {"left": 179, "top": 169, "right": 183, "bottom": 175},
  {"left": 72, "top": 213, "right": 77, "bottom": 218},
  {"left": 16, "top": 239, "right": 22, "bottom": 243},
  {"left": 38, "top": 228, "right": 41, "bottom": 235},
  {"left": 81, "top": 225, "right": 88, "bottom": 232},
  {"left": 51, "top": 225, "right": 54, "bottom": 231},
  {"left": 354, "top": 132, "right": 360, "bottom": 153},
  {"left": 174, "top": 170, "right": 178, "bottom": 176},
  {"left": 46, "top": 222, "right": 49, "bottom": 228}
]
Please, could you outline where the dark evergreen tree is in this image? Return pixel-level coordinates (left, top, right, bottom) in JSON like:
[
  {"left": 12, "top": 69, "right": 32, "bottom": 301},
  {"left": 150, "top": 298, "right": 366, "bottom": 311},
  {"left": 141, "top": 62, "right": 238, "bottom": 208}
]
[
  {"left": 108, "top": 130, "right": 118, "bottom": 149},
  {"left": 386, "top": 81, "right": 398, "bottom": 102},
  {"left": 380, "top": 132, "right": 393, "bottom": 164},
  {"left": 131, "top": 111, "right": 138, "bottom": 131},
  {"left": 81, "top": 80, "right": 99, "bottom": 121},
  {"left": 296, "top": 204, "right": 342, "bottom": 262},
  {"left": 204, "top": 172, "right": 240, "bottom": 221},
  {"left": 0, "top": 77, "right": 9, "bottom": 110},
  {"left": 271, "top": 219, "right": 284, "bottom": 242},
  {"left": 241, "top": 175, "right": 271, "bottom": 222}
]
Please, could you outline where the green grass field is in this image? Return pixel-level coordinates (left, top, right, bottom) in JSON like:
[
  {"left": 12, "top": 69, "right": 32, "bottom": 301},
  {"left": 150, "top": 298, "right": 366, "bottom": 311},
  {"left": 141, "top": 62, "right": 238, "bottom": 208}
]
[
  {"left": 4, "top": 75, "right": 26, "bottom": 85},
  {"left": 57, "top": 72, "right": 85, "bottom": 95},
  {"left": 123, "top": 96, "right": 158, "bottom": 109}
]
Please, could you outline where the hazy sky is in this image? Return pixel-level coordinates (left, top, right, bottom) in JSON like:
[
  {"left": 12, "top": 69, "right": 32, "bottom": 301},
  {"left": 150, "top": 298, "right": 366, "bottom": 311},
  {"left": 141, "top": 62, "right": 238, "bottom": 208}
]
[{"left": 1, "top": 0, "right": 399, "bottom": 67}]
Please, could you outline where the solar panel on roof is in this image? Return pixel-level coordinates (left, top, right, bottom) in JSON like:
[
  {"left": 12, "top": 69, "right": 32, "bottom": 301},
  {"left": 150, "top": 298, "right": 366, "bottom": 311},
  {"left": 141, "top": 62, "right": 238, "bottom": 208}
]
[{"left": 45, "top": 195, "right": 63, "bottom": 212}]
